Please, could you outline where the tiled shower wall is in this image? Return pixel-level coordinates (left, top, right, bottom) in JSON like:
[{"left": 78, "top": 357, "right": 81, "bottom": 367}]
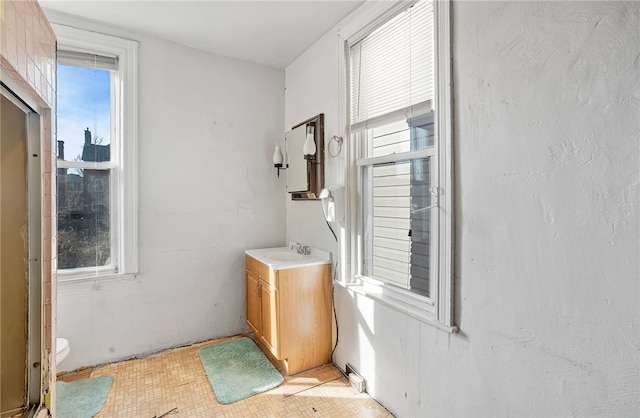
[
  {"left": 0, "top": 0, "right": 55, "bottom": 104},
  {"left": 0, "top": 0, "right": 56, "bottom": 407}
]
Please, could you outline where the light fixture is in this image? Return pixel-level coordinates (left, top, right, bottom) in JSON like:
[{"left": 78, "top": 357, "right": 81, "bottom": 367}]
[
  {"left": 303, "top": 124, "right": 316, "bottom": 158},
  {"left": 273, "top": 140, "right": 286, "bottom": 177}
]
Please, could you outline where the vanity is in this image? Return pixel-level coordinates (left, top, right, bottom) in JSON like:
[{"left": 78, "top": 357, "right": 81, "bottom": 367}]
[{"left": 245, "top": 246, "right": 332, "bottom": 375}]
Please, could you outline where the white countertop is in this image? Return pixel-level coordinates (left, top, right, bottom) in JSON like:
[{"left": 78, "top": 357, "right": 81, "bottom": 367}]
[{"left": 245, "top": 246, "right": 331, "bottom": 271}]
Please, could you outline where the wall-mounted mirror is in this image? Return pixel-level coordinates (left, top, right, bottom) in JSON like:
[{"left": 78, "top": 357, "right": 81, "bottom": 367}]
[{"left": 286, "top": 113, "right": 324, "bottom": 200}]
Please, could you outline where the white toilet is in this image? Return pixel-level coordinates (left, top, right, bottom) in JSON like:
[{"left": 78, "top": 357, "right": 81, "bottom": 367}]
[{"left": 56, "top": 338, "right": 70, "bottom": 366}]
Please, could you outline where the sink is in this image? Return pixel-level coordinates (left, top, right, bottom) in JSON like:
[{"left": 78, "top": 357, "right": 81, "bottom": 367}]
[
  {"left": 261, "top": 249, "right": 306, "bottom": 262},
  {"left": 245, "top": 246, "right": 331, "bottom": 270}
]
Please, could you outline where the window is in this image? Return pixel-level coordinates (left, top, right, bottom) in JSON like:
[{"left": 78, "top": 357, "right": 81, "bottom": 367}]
[
  {"left": 54, "top": 25, "right": 138, "bottom": 280},
  {"left": 345, "top": 0, "right": 454, "bottom": 329}
]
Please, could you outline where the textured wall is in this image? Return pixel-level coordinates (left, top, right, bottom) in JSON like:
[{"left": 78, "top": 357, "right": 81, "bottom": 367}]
[
  {"left": 286, "top": 1, "right": 640, "bottom": 416},
  {"left": 284, "top": 27, "right": 342, "bottom": 258},
  {"left": 47, "top": 13, "right": 287, "bottom": 371},
  {"left": 449, "top": 1, "right": 639, "bottom": 415}
]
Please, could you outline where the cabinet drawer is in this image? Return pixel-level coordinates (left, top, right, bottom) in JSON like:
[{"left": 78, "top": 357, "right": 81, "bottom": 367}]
[{"left": 246, "top": 255, "right": 276, "bottom": 286}]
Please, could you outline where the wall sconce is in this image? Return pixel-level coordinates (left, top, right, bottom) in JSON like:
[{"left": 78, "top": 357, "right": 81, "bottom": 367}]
[
  {"left": 273, "top": 141, "right": 287, "bottom": 177},
  {"left": 303, "top": 125, "right": 316, "bottom": 159}
]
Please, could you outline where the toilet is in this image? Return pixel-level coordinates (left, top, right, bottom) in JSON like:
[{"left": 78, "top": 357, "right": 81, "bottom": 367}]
[{"left": 56, "top": 338, "right": 70, "bottom": 366}]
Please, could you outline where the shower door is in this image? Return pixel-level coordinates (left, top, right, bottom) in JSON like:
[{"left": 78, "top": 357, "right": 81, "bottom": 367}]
[{"left": 0, "top": 88, "right": 42, "bottom": 417}]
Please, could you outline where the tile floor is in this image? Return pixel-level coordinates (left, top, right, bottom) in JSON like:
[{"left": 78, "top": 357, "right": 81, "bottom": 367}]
[{"left": 58, "top": 336, "right": 393, "bottom": 417}]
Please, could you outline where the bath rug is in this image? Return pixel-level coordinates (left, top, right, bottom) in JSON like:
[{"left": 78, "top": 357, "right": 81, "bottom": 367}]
[
  {"left": 198, "top": 337, "right": 284, "bottom": 404},
  {"left": 56, "top": 375, "right": 113, "bottom": 418}
]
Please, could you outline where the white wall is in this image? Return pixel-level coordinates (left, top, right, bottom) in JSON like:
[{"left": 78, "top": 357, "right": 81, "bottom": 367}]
[
  {"left": 50, "top": 14, "right": 287, "bottom": 371},
  {"left": 285, "top": 1, "right": 639, "bottom": 416},
  {"left": 284, "top": 28, "right": 344, "bottom": 255}
]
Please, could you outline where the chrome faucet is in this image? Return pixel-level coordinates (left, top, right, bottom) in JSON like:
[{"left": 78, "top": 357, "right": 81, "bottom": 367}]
[{"left": 290, "top": 242, "right": 311, "bottom": 255}]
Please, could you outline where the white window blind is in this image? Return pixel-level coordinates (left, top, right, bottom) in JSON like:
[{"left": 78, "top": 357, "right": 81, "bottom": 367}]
[
  {"left": 57, "top": 50, "right": 118, "bottom": 71},
  {"left": 350, "top": 0, "right": 433, "bottom": 130}
]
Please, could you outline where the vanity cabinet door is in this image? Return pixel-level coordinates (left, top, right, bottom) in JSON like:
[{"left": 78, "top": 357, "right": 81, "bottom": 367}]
[
  {"left": 245, "top": 253, "right": 331, "bottom": 374},
  {"left": 245, "top": 270, "right": 261, "bottom": 336},
  {"left": 260, "top": 281, "right": 280, "bottom": 359}
]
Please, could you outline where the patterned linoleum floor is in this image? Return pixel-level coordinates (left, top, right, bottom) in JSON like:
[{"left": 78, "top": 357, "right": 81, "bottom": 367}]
[{"left": 59, "top": 336, "right": 393, "bottom": 417}]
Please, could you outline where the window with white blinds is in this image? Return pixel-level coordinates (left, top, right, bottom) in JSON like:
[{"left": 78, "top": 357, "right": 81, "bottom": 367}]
[
  {"left": 351, "top": 0, "right": 436, "bottom": 299},
  {"left": 350, "top": 0, "right": 433, "bottom": 131}
]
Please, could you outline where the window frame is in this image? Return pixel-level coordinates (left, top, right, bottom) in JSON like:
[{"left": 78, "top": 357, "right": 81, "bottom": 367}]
[
  {"left": 339, "top": 0, "right": 455, "bottom": 331},
  {"left": 54, "top": 24, "right": 138, "bottom": 281},
  {"left": 357, "top": 131, "right": 437, "bottom": 301}
]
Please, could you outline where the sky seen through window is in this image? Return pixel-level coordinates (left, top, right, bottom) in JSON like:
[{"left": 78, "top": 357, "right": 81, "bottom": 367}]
[{"left": 57, "top": 65, "right": 111, "bottom": 162}]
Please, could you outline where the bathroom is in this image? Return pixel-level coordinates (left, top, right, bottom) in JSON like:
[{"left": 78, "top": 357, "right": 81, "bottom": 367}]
[{"left": 1, "top": 0, "right": 638, "bottom": 417}]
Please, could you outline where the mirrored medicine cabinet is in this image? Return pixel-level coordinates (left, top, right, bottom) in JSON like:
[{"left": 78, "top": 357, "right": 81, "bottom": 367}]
[{"left": 286, "top": 113, "right": 324, "bottom": 200}]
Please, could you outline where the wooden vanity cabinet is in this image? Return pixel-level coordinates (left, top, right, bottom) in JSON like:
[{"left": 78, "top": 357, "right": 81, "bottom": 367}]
[
  {"left": 245, "top": 269, "right": 262, "bottom": 344},
  {"left": 245, "top": 255, "right": 332, "bottom": 375}
]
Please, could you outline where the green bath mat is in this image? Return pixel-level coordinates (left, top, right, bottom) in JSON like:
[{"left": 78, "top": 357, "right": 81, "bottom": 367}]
[
  {"left": 56, "top": 376, "right": 112, "bottom": 418},
  {"left": 198, "top": 337, "right": 284, "bottom": 404}
]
